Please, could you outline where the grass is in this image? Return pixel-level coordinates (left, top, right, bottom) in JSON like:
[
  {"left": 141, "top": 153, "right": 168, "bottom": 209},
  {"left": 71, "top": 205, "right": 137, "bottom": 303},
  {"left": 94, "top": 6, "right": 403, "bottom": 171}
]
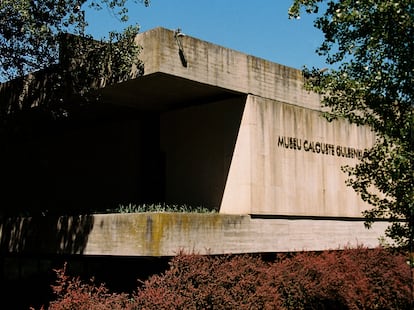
[{"left": 107, "top": 203, "right": 216, "bottom": 214}]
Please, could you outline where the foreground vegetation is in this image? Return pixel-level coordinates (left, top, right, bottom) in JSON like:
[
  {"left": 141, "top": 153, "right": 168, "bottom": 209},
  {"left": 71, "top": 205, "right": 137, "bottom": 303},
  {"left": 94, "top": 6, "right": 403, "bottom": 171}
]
[
  {"left": 35, "top": 246, "right": 412, "bottom": 310},
  {"left": 109, "top": 203, "right": 216, "bottom": 214}
]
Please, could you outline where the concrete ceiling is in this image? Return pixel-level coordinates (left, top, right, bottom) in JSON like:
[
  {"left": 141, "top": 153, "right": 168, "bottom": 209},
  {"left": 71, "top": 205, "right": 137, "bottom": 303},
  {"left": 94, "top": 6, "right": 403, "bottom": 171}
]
[{"left": 97, "top": 72, "right": 244, "bottom": 112}]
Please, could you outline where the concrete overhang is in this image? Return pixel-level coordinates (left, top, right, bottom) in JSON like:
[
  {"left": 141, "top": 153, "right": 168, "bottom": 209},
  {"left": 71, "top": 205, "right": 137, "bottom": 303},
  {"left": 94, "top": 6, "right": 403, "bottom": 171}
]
[
  {"left": 97, "top": 72, "right": 244, "bottom": 112},
  {"left": 132, "top": 27, "right": 321, "bottom": 110},
  {"left": 0, "top": 27, "right": 320, "bottom": 113},
  {"left": 95, "top": 26, "right": 322, "bottom": 112}
]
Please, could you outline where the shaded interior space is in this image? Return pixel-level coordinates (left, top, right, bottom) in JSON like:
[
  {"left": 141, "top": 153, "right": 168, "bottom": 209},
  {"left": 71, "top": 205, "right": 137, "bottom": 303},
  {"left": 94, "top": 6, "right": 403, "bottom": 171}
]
[
  {"left": 0, "top": 74, "right": 246, "bottom": 216},
  {"left": 0, "top": 105, "right": 165, "bottom": 215}
]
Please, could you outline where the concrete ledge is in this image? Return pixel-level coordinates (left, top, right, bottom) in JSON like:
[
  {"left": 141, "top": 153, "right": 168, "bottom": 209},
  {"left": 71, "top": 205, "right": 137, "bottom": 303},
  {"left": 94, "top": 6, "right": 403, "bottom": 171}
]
[{"left": 0, "top": 213, "right": 388, "bottom": 257}]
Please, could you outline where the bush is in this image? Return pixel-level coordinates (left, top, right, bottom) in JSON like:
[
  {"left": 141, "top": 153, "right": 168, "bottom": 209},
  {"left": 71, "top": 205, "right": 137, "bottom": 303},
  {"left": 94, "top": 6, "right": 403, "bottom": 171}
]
[
  {"left": 271, "top": 246, "right": 412, "bottom": 310},
  {"left": 134, "top": 247, "right": 412, "bottom": 310},
  {"left": 133, "top": 253, "right": 281, "bottom": 309},
  {"left": 39, "top": 247, "right": 413, "bottom": 309},
  {"left": 38, "top": 263, "right": 135, "bottom": 310}
]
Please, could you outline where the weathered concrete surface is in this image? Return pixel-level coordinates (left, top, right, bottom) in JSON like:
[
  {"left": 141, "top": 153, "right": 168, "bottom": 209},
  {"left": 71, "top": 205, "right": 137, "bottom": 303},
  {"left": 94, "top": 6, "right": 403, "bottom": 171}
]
[
  {"left": 220, "top": 95, "right": 376, "bottom": 216},
  {"left": 160, "top": 96, "right": 246, "bottom": 209},
  {"left": 134, "top": 27, "right": 321, "bottom": 110},
  {"left": 0, "top": 213, "right": 389, "bottom": 256},
  {"left": 131, "top": 27, "right": 377, "bottom": 217}
]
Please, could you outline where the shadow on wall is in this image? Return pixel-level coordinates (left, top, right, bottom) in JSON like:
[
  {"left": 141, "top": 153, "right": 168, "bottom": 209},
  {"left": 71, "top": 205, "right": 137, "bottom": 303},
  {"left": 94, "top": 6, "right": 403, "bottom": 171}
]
[
  {"left": 0, "top": 66, "right": 64, "bottom": 117},
  {"left": 0, "top": 214, "right": 94, "bottom": 255},
  {"left": 160, "top": 96, "right": 246, "bottom": 211}
]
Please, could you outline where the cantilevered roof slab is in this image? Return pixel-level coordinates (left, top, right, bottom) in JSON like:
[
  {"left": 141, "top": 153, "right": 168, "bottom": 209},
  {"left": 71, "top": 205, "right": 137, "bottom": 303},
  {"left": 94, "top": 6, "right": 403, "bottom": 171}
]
[
  {"left": 98, "top": 72, "right": 243, "bottom": 111},
  {"left": 95, "top": 26, "right": 321, "bottom": 112},
  {"left": 133, "top": 27, "right": 321, "bottom": 110}
]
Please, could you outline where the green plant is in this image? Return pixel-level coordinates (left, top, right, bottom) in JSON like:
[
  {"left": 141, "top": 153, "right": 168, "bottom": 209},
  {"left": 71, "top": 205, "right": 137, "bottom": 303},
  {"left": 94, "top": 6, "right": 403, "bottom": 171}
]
[
  {"left": 108, "top": 203, "right": 216, "bottom": 214},
  {"left": 289, "top": 0, "right": 413, "bottom": 249}
]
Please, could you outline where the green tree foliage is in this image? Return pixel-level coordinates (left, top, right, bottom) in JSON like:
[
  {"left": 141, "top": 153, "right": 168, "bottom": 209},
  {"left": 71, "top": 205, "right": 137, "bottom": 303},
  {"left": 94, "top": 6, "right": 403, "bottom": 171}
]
[
  {"left": 0, "top": 0, "right": 149, "bottom": 80},
  {"left": 0, "top": 2, "right": 151, "bottom": 220},
  {"left": 0, "top": 0, "right": 149, "bottom": 126},
  {"left": 289, "top": 0, "right": 414, "bottom": 249}
]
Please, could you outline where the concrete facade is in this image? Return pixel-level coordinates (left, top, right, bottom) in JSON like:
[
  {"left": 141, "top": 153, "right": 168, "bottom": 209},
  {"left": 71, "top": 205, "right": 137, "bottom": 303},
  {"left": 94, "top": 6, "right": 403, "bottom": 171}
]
[
  {"left": 131, "top": 27, "right": 375, "bottom": 217},
  {"left": 0, "top": 27, "right": 387, "bottom": 256},
  {"left": 221, "top": 95, "right": 375, "bottom": 216}
]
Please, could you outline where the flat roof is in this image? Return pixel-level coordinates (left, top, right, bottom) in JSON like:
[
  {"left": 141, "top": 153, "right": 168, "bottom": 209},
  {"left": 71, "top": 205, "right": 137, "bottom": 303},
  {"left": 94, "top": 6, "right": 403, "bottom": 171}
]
[{"left": 0, "top": 27, "right": 321, "bottom": 114}]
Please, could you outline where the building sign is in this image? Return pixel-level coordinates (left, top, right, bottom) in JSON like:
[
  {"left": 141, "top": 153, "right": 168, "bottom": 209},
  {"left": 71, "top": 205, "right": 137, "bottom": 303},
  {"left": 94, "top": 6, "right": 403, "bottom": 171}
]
[{"left": 277, "top": 136, "right": 365, "bottom": 160}]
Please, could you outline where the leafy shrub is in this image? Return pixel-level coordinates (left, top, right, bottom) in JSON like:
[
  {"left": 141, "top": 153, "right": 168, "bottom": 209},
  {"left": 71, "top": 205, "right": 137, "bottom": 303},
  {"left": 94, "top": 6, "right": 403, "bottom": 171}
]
[
  {"left": 38, "top": 247, "right": 412, "bottom": 309},
  {"left": 271, "top": 246, "right": 412, "bottom": 310},
  {"left": 133, "top": 253, "right": 281, "bottom": 309},
  {"left": 134, "top": 247, "right": 412, "bottom": 310},
  {"left": 37, "top": 263, "right": 135, "bottom": 310}
]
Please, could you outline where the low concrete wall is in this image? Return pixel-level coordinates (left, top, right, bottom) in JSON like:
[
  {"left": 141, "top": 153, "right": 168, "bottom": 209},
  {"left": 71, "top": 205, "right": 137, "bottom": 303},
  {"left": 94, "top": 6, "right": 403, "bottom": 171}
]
[{"left": 0, "top": 213, "right": 389, "bottom": 257}]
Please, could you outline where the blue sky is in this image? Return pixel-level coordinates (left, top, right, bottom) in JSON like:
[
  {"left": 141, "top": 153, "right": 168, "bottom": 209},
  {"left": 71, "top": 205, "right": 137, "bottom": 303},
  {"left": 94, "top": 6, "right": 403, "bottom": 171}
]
[{"left": 85, "top": 0, "right": 327, "bottom": 70}]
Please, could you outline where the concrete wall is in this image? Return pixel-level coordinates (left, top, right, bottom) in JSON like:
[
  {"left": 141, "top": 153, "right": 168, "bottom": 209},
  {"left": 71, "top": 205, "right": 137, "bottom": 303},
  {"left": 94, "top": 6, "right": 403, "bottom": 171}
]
[
  {"left": 160, "top": 97, "right": 245, "bottom": 210},
  {"left": 1, "top": 27, "right": 377, "bottom": 219},
  {"left": 0, "top": 213, "right": 389, "bottom": 256},
  {"left": 135, "top": 28, "right": 377, "bottom": 218},
  {"left": 135, "top": 27, "right": 321, "bottom": 110},
  {"left": 220, "top": 95, "right": 376, "bottom": 216}
]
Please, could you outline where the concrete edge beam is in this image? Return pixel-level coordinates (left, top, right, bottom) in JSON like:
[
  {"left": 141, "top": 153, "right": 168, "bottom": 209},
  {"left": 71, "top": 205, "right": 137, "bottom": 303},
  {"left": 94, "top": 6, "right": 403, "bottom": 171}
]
[{"left": 0, "top": 213, "right": 389, "bottom": 257}]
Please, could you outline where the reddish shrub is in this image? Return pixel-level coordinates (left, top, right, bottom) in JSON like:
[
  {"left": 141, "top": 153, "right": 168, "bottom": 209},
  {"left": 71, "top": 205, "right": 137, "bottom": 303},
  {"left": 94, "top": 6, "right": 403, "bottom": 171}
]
[
  {"left": 135, "top": 247, "right": 412, "bottom": 310},
  {"left": 133, "top": 253, "right": 281, "bottom": 309},
  {"left": 41, "top": 263, "right": 135, "bottom": 310},
  {"left": 271, "top": 246, "right": 412, "bottom": 310},
  {"left": 38, "top": 247, "right": 412, "bottom": 309}
]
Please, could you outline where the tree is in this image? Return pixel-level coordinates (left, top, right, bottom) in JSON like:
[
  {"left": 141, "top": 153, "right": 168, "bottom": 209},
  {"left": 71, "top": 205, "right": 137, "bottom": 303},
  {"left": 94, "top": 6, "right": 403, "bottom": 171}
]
[
  {"left": 0, "top": 0, "right": 149, "bottom": 80},
  {"left": 0, "top": 1, "right": 151, "bottom": 218},
  {"left": 289, "top": 0, "right": 413, "bottom": 250},
  {"left": 0, "top": 0, "right": 150, "bottom": 120}
]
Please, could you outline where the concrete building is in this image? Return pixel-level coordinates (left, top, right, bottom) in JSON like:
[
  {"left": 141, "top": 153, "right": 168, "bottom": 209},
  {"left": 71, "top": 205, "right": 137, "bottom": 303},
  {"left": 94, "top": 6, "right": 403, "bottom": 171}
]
[
  {"left": 0, "top": 27, "right": 389, "bottom": 258},
  {"left": 1, "top": 26, "right": 393, "bottom": 309}
]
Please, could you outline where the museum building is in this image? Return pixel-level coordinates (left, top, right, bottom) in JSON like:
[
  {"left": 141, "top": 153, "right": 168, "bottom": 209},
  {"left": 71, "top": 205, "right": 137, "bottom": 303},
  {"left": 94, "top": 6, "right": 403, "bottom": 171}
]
[{"left": 0, "top": 28, "right": 390, "bottom": 305}]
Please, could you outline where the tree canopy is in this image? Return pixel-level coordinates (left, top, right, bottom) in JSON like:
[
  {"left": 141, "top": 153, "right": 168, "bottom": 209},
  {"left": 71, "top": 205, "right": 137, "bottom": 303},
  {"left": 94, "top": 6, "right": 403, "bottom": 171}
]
[
  {"left": 289, "top": 0, "right": 413, "bottom": 249},
  {"left": 0, "top": 0, "right": 150, "bottom": 125},
  {"left": 0, "top": 0, "right": 149, "bottom": 80}
]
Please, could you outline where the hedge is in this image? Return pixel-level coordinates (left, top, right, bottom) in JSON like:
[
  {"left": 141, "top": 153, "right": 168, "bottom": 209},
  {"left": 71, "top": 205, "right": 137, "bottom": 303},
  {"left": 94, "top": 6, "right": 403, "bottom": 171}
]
[{"left": 37, "top": 246, "right": 413, "bottom": 310}]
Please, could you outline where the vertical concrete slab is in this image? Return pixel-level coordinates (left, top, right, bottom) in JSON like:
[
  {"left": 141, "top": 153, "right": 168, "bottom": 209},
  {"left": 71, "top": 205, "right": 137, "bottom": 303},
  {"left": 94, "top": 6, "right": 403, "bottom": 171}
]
[
  {"left": 221, "top": 95, "right": 376, "bottom": 217},
  {"left": 160, "top": 97, "right": 245, "bottom": 210},
  {"left": 220, "top": 96, "right": 253, "bottom": 214}
]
